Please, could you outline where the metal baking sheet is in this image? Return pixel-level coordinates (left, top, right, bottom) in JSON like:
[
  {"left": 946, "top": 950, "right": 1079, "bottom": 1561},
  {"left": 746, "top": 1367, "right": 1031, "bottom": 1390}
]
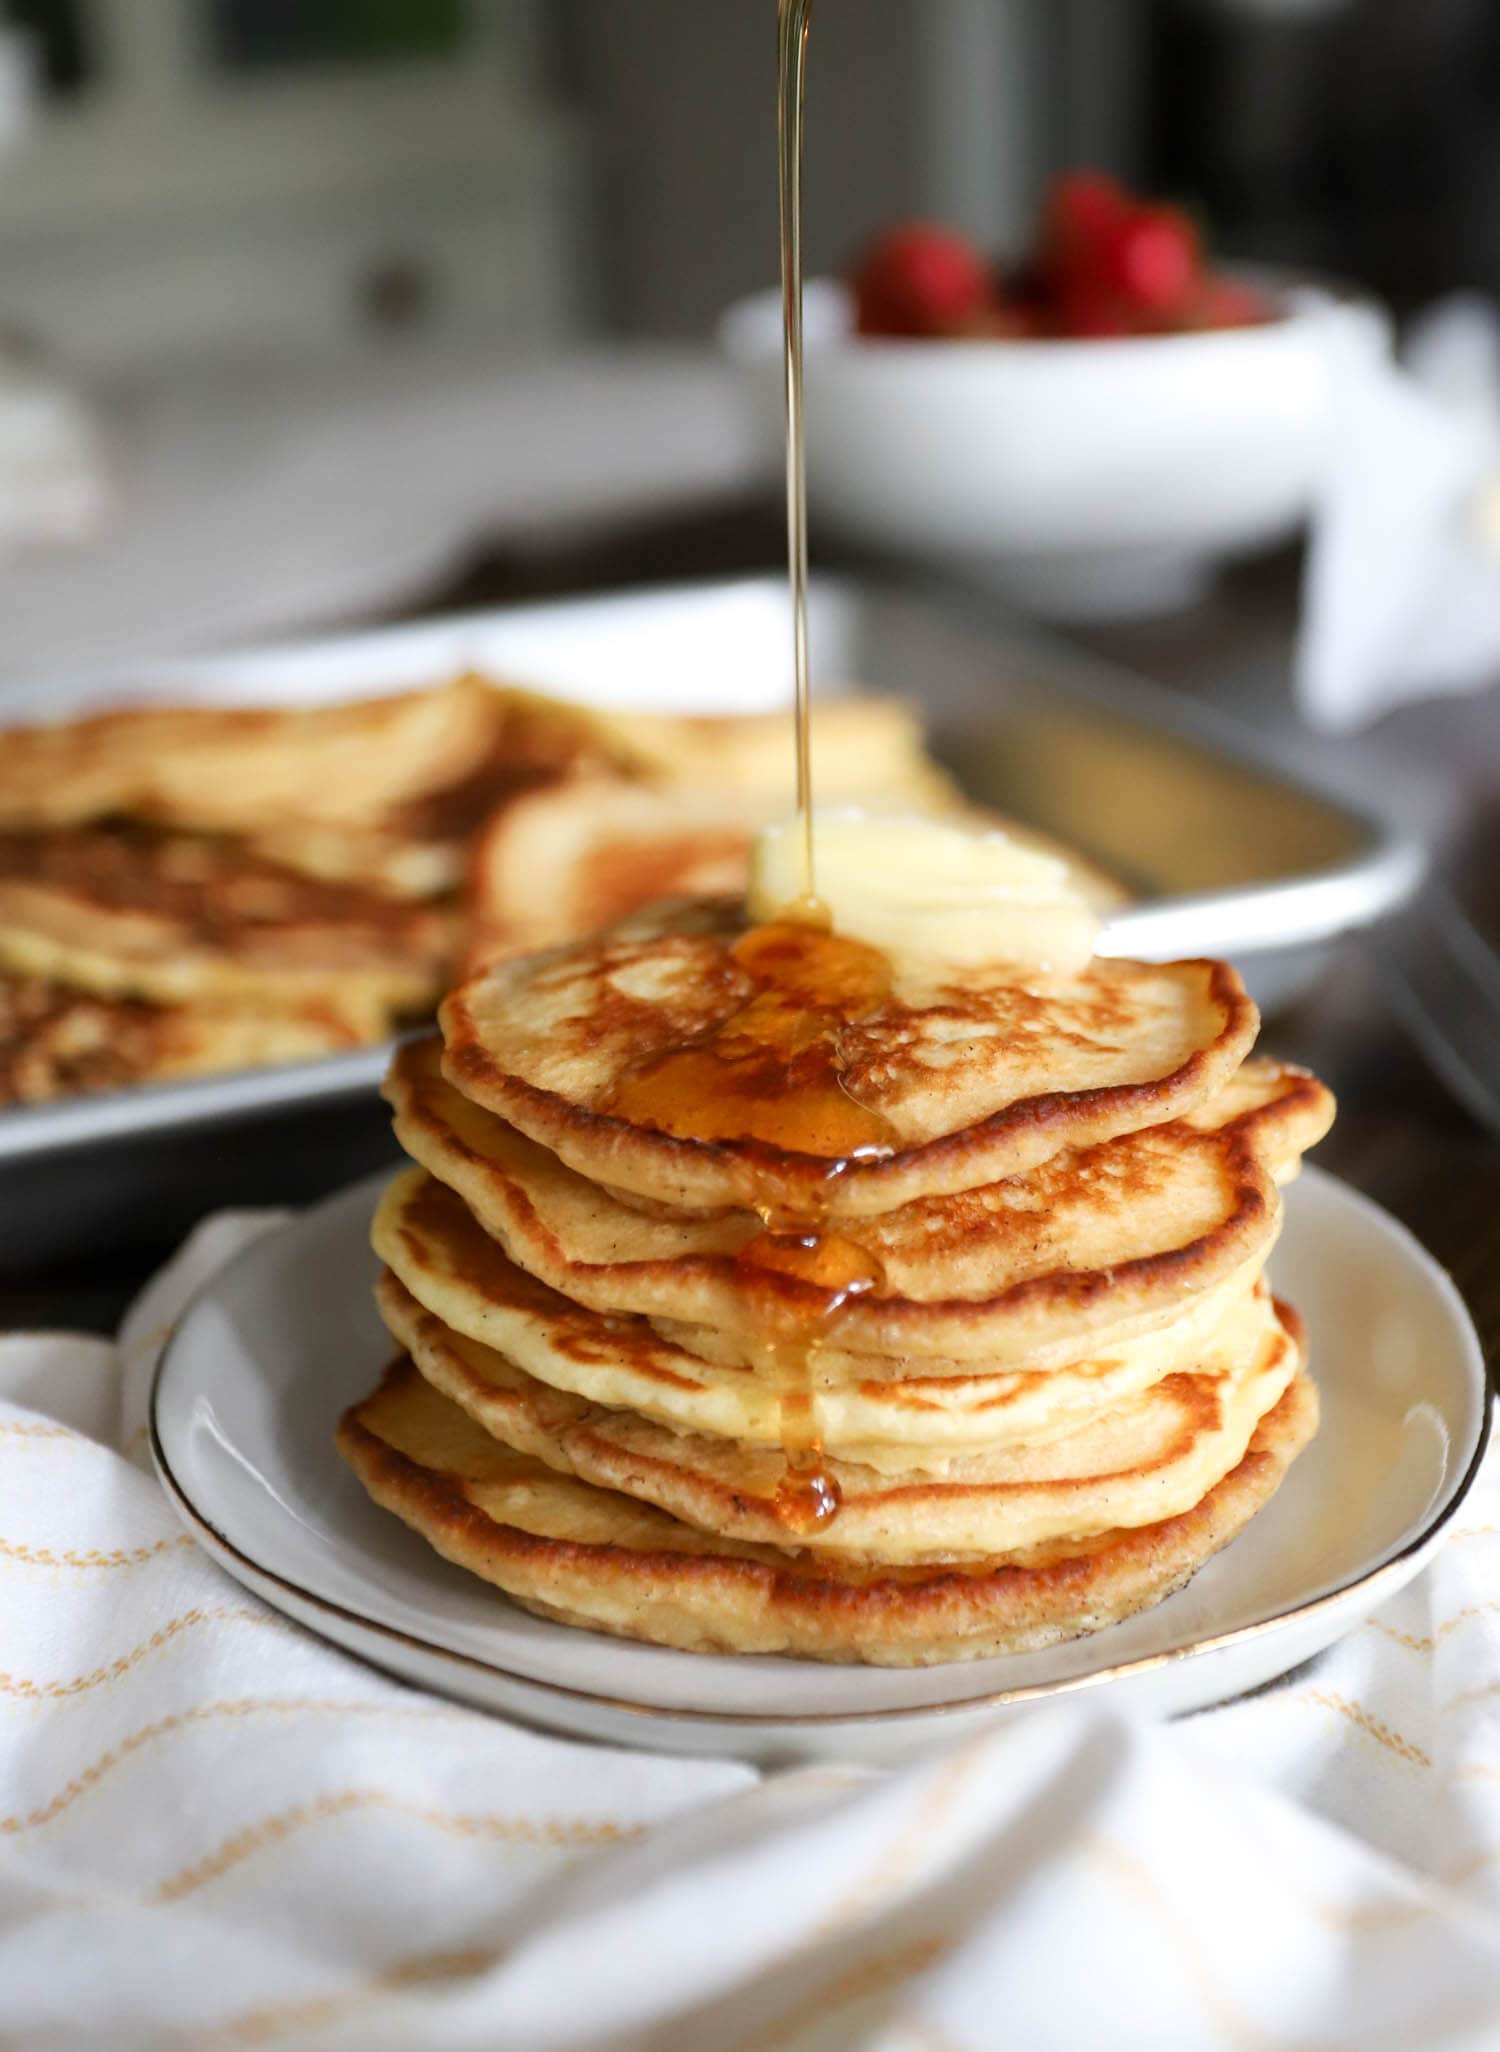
[{"left": 0, "top": 572, "right": 1422, "bottom": 1182}]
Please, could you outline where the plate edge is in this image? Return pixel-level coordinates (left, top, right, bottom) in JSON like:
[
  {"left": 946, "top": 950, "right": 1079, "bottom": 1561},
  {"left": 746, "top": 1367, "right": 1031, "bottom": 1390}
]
[{"left": 148, "top": 1165, "right": 1494, "bottom": 1730}]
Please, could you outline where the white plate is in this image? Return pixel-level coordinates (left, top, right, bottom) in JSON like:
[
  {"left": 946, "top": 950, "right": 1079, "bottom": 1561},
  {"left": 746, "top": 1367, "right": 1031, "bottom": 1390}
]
[{"left": 152, "top": 1165, "right": 1489, "bottom": 1765}]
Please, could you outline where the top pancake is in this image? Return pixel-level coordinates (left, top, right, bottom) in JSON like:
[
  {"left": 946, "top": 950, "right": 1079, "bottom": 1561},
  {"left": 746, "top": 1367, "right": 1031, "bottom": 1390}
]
[{"left": 441, "top": 900, "right": 1258, "bottom": 1216}]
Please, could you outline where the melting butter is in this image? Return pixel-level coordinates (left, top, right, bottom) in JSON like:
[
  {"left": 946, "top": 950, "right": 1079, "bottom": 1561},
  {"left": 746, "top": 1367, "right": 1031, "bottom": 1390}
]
[{"left": 748, "top": 809, "right": 1101, "bottom": 973}]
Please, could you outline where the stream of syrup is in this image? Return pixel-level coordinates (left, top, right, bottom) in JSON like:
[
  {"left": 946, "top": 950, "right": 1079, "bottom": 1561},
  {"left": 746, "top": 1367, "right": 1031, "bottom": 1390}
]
[
  {"left": 607, "top": 1, "right": 885, "bottom": 1535},
  {"left": 778, "top": 0, "right": 817, "bottom": 908}
]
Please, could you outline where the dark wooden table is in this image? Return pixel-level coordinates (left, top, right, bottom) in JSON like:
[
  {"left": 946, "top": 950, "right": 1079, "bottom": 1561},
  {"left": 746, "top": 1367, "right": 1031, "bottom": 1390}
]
[{"left": 5, "top": 506, "right": 1498, "bottom": 1364}]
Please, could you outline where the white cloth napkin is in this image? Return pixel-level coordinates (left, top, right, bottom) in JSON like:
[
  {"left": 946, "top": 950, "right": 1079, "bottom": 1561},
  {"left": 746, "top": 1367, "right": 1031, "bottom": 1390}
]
[
  {"left": 2, "top": 1215, "right": 1498, "bottom": 2052},
  {"left": 1297, "top": 294, "right": 1500, "bottom": 732}
]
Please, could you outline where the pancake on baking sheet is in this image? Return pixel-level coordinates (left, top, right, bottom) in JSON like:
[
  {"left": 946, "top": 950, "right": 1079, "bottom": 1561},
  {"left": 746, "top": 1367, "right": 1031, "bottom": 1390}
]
[
  {"left": 0, "top": 672, "right": 967, "bottom": 880},
  {"left": 439, "top": 899, "right": 1260, "bottom": 1217},
  {"left": 383, "top": 1037, "right": 1330, "bottom": 1363},
  {"left": 0, "top": 973, "right": 372, "bottom": 1106},
  {"left": 234, "top": 684, "right": 654, "bottom": 897},
  {"left": 453, "top": 693, "right": 979, "bottom": 972},
  {"left": 0, "top": 673, "right": 644, "bottom": 899},
  {"left": 461, "top": 783, "right": 772, "bottom": 971},
  {"left": 0, "top": 824, "right": 450, "bottom": 1017},
  {"left": 375, "top": 1263, "right": 1298, "bottom": 1561},
  {"left": 578, "top": 695, "right": 956, "bottom": 808},
  {"left": 336, "top": 1353, "right": 1319, "bottom": 1665},
  {"left": 0, "top": 674, "right": 512, "bottom": 834},
  {"left": 240, "top": 761, "right": 562, "bottom": 902},
  {"left": 371, "top": 1167, "right": 1261, "bottom": 1457}
]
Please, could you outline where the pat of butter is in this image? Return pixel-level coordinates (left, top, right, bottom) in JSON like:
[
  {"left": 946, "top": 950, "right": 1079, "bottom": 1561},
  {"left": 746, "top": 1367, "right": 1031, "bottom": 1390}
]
[{"left": 748, "top": 810, "right": 1100, "bottom": 973}]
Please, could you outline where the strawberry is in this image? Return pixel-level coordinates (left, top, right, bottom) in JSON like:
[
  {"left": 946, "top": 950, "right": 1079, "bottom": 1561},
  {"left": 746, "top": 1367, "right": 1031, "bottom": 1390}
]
[
  {"left": 1105, "top": 205, "right": 1202, "bottom": 319},
  {"left": 1039, "top": 170, "right": 1133, "bottom": 276},
  {"left": 851, "top": 223, "right": 993, "bottom": 339},
  {"left": 1049, "top": 279, "right": 1134, "bottom": 340}
]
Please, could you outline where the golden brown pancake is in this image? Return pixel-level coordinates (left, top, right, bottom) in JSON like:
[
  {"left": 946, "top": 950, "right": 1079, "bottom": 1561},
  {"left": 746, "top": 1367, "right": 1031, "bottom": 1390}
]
[
  {"left": 377, "top": 1269, "right": 1299, "bottom": 1560},
  {"left": 0, "top": 673, "right": 1028, "bottom": 918},
  {"left": 0, "top": 675, "right": 513, "bottom": 834},
  {"left": 384, "top": 1037, "right": 1331, "bottom": 1364},
  {"left": 241, "top": 760, "right": 563, "bottom": 901},
  {"left": 335, "top": 1352, "right": 1318, "bottom": 1665},
  {"left": 234, "top": 686, "right": 661, "bottom": 894},
  {"left": 440, "top": 901, "right": 1260, "bottom": 1217},
  {"left": 0, "top": 972, "right": 373, "bottom": 1105},
  {"left": 373, "top": 1167, "right": 1262, "bottom": 1458},
  {"left": 0, "top": 673, "right": 953, "bottom": 836},
  {"left": 0, "top": 824, "right": 450, "bottom": 1016}
]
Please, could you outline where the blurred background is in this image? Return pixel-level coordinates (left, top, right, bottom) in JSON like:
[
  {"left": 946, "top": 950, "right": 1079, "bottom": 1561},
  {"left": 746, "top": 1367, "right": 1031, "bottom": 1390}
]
[
  {"left": 5, "top": 0, "right": 1494, "bottom": 354},
  {"left": 0, "top": 0, "right": 1496, "bottom": 746},
  {"left": 2, "top": 1, "right": 1497, "bottom": 668},
  {"left": 1, "top": 0, "right": 1495, "bottom": 852}
]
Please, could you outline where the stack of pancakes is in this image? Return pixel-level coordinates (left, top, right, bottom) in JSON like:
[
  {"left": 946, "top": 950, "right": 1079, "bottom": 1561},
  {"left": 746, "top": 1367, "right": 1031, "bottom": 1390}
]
[
  {"left": 339, "top": 899, "right": 1333, "bottom": 1666},
  {"left": 0, "top": 679, "right": 1033, "bottom": 1106}
]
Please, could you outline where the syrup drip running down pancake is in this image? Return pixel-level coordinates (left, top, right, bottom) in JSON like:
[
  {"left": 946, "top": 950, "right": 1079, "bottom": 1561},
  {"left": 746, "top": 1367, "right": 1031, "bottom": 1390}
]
[
  {"left": 597, "top": 918, "right": 902, "bottom": 1526},
  {"left": 605, "top": 918, "right": 899, "bottom": 1156},
  {"left": 374, "top": 1266, "right": 1300, "bottom": 1561},
  {"left": 373, "top": 1169, "right": 1265, "bottom": 1462}
]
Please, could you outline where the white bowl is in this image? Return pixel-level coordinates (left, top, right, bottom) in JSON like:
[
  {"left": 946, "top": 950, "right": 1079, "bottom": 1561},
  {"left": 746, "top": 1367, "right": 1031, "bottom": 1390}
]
[{"left": 719, "top": 275, "right": 1389, "bottom": 620}]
